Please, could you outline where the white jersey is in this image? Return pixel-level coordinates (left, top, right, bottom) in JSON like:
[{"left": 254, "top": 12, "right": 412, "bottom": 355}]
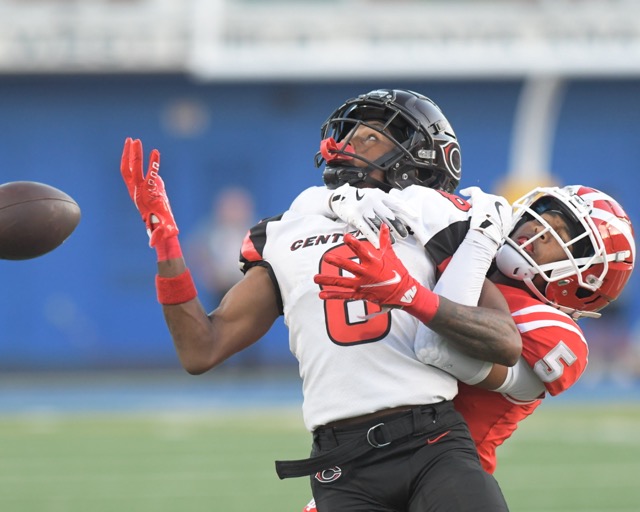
[{"left": 240, "top": 185, "right": 472, "bottom": 431}]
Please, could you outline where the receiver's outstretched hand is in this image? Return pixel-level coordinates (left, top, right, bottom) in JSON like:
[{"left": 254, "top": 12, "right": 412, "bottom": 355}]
[{"left": 120, "top": 137, "right": 179, "bottom": 247}]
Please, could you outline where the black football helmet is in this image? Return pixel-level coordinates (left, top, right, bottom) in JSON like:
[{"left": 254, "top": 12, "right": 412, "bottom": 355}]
[{"left": 315, "top": 89, "right": 461, "bottom": 193}]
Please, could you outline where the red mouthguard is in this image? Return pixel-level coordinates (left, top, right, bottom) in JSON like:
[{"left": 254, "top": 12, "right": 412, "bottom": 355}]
[{"left": 320, "top": 137, "right": 354, "bottom": 162}]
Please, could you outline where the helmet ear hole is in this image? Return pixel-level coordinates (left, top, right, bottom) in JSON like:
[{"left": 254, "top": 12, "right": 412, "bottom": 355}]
[{"left": 575, "top": 287, "right": 595, "bottom": 299}]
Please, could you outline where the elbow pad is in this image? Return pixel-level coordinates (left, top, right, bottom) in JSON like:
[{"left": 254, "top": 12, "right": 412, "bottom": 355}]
[
  {"left": 493, "top": 357, "right": 546, "bottom": 401},
  {"left": 415, "top": 330, "right": 493, "bottom": 385}
]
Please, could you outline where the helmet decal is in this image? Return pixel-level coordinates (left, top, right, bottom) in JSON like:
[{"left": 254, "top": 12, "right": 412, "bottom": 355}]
[{"left": 437, "top": 140, "right": 462, "bottom": 180}]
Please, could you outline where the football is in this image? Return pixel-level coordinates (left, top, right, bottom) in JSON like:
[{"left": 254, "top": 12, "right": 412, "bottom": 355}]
[{"left": 0, "top": 181, "right": 81, "bottom": 260}]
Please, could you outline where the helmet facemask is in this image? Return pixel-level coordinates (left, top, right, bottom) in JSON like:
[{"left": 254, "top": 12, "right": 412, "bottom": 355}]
[
  {"left": 315, "top": 89, "right": 461, "bottom": 193},
  {"left": 317, "top": 116, "right": 414, "bottom": 193}
]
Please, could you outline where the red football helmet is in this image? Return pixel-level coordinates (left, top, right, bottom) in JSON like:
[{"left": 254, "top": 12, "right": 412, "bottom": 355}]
[{"left": 496, "top": 185, "right": 635, "bottom": 319}]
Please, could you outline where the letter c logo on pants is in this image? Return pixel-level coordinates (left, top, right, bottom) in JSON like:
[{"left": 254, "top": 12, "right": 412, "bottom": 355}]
[{"left": 315, "top": 466, "right": 342, "bottom": 483}]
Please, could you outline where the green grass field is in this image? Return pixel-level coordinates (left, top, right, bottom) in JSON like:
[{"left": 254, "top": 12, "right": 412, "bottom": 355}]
[{"left": 0, "top": 403, "right": 639, "bottom": 512}]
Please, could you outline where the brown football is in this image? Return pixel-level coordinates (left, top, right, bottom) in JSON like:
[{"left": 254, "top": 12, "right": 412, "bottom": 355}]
[{"left": 0, "top": 181, "right": 81, "bottom": 260}]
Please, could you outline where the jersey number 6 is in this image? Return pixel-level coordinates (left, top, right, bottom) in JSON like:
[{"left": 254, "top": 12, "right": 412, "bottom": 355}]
[{"left": 318, "top": 243, "right": 392, "bottom": 346}]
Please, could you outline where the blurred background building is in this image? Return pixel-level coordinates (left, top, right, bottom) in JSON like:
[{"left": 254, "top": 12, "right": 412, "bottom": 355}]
[{"left": 0, "top": 0, "right": 638, "bottom": 380}]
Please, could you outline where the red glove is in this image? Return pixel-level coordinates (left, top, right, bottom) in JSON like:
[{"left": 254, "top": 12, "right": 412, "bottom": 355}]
[
  {"left": 120, "top": 137, "right": 180, "bottom": 257},
  {"left": 314, "top": 224, "right": 440, "bottom": 324}
]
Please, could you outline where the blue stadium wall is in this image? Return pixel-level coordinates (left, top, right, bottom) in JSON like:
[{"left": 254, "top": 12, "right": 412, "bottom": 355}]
[{"left": 0, "top": 75, "right": 638, "bottom": 370}]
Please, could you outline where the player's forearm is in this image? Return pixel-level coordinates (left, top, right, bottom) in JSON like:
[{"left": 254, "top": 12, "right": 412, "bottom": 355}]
[
  {"left": 157, "top": 258, "right": 219, "bottom": 373},
  {"left": 427, "top": 297, "right": 521, "bottom": 366},
  {"left": 120, "top": 137, "right": 245, "bottom": 373},
  {"left": 162, "top": 301, "right": 220, "bottom": 374},
  {"left": 161, "top": 264, "right": 281, "bottom": 374}
]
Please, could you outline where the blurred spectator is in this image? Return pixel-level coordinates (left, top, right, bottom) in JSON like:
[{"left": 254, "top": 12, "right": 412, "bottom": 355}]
[{"left": 186, "top": 187, "right": 256, "bottom": 311}]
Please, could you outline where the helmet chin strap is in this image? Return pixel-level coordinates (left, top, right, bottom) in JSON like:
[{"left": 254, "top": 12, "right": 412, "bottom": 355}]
[
  {"left": 335, "top": 149, "right": 404, "bottom": 192},
  {"left": 322, "top": 141, "right": 408, "bottom": 192},
  {"left": 363, "top": 172, "right": 391, "bottom": 192},
  {"left": 495, "top": 243, "right": 548, "bottom": 305},
  {"left": 362, "top": 146, "right": 409, "bottom": 192}
]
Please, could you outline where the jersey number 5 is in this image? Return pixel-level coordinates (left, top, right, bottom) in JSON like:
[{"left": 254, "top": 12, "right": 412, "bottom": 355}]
[
  {"left": 318, "top": 243, "right": 392, "bottom": 346},
  {"left": 533, "top": 341, "right": 578, "bottom": 383}
]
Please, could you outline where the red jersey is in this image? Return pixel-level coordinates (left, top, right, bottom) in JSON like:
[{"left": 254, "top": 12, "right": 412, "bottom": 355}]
[{"left": 454, "top": 284, "right": 588, "bottom": 474}]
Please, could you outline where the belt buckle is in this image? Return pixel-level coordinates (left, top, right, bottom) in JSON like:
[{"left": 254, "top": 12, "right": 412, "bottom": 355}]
[{"left": 366, "top": 422, "right": 391, "bottom": 448}]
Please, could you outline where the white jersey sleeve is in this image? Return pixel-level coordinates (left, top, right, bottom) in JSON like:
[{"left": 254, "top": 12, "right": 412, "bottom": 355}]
[{"left": 288, "top": 186, "right": 334, "bottom": 218}]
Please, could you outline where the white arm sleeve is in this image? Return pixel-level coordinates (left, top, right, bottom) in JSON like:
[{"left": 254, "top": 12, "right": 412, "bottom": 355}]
[
  {"left": 415, "top": 324, "right": 493, "bottom": 385},
  {"left": 493, "top": 357, "right": 546, "bottom": 401},
  {"left": 432, "top": 229, "right": 497, "bottom": 306},
  {"left": 415, "top": 203, "right": 504, "bottom": 381},
  {"left": 432, "top": 186, "right": 510, "bottom": 304},
  {"left": 414, "top": 229, "right": 499, "bottom": 378}
]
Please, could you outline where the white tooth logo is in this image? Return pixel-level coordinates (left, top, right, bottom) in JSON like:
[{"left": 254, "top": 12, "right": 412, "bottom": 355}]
[{"left": 361, "top": 271, "right": 401, "bottom": 288}]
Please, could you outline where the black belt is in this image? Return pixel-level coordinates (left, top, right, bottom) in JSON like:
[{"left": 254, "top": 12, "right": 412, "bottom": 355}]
[{"left": 275, "top": 402, "right": 449, "bottom": 479}]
